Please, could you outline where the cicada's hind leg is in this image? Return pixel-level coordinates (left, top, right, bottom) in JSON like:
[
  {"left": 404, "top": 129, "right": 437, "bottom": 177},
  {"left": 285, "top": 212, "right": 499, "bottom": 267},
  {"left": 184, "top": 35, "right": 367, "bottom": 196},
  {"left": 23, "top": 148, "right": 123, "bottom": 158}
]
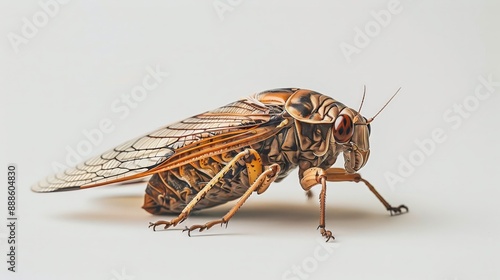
[
  {"left": 183, "top": 163, "right": 280, "bottom": 236},
  {"left": 148, "top": 149, "right": 276, "bottom": 232},
  {"left": 301, "top": 167, "right": 408, "bottom": 242}
]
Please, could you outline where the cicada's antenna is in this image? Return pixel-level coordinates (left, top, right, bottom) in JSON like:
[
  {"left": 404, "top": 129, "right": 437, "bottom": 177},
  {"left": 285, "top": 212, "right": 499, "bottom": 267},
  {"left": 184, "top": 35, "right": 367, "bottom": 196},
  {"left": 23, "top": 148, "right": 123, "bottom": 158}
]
[
  {"left": 366, "top": 87, "right": 402, "bottom": 124},
  {"left": 357, "top": 85, "right": 366, "bottom": 114}
]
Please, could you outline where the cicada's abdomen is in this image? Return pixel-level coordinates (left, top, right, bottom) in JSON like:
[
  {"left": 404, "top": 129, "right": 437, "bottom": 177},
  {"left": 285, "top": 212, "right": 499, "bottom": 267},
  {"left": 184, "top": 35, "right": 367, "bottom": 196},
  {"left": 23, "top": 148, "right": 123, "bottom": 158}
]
[{"left": 142, "top": 150, "right": 252, "bottom": 214}]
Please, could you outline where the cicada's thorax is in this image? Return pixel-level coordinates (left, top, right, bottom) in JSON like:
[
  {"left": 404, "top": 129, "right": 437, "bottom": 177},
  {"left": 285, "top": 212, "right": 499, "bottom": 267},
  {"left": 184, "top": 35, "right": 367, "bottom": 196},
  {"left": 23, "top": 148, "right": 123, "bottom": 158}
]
[
  {"left": 253, "top": 89, "right": 347, "bottom": 180},
  {"left": 254, "top": 88, "right": 372, "bottom": 177},
  {"left": 249, "top": 116, "right": 339, "bottom": 182}
]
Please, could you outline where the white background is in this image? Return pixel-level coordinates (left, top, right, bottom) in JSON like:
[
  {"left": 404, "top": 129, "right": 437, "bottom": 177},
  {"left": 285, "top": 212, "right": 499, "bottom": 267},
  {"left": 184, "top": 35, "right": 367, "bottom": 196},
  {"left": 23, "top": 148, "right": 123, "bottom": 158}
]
[{"left": 1, "top": 1, "right": 500, "bottom": 279}]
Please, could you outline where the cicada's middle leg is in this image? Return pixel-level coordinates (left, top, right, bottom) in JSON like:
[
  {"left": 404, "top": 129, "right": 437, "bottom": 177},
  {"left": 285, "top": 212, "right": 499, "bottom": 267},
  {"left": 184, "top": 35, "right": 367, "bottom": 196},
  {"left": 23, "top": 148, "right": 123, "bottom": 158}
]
[{"left": 148, "top": 149, "right": 280, "bottom": 233}]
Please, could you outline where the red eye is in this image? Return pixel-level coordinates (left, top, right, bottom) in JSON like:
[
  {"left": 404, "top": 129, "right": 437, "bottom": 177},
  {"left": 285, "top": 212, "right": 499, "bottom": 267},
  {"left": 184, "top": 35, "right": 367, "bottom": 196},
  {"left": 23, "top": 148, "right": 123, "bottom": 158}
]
[{"left": 333, "top": 114, "right": 353, "bottom": 143}]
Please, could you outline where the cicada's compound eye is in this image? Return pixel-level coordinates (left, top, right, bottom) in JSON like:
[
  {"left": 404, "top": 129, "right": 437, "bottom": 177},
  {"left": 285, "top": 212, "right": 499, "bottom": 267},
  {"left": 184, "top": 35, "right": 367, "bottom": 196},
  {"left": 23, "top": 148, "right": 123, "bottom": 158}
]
[{"left": 333, "top": 114, "right": 354, "bottom": 143}]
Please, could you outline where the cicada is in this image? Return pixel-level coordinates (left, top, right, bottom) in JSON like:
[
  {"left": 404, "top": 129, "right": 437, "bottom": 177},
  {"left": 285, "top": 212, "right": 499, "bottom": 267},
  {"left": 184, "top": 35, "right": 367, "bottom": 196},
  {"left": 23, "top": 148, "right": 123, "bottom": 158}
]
[{"left": 33, "top": 88, "right": 408, "bottom": 241}]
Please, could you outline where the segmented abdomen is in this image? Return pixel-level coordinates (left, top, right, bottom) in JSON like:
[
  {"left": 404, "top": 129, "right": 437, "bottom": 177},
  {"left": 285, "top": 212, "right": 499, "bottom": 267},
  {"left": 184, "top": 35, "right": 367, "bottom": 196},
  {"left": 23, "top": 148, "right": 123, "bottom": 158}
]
[{"left": 142, "top": 149, "right": 251, "bottom": 214}]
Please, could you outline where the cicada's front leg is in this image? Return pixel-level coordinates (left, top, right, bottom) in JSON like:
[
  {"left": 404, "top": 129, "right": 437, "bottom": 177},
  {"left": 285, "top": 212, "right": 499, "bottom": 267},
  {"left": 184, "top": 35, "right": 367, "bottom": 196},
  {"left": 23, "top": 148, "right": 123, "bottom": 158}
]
[
  {"left": 300, "top": 167, "right": 409, "bottom": 242},
  {"left": 318, "top": 175, "right": 334, "bottom": 241}
]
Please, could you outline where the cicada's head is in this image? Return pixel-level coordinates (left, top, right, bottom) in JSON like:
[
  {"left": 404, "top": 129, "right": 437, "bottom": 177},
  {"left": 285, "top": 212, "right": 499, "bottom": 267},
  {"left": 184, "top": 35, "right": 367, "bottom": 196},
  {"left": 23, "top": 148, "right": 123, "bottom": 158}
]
[
  {"left": 331, "top": 86, "right": 401, "bottom": 173},
  {"left": 284, "top": 87, "right": 400, "bottom": 174},
  {"left": 331, "top": 107, "right": 371, "bottom": 173}
]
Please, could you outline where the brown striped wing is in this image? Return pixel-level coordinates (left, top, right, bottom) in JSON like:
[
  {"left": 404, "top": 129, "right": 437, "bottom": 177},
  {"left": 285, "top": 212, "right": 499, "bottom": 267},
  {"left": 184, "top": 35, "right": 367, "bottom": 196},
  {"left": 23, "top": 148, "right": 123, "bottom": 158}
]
[{"left": 32, "top": 96, "right": 285, "bottom": 192}]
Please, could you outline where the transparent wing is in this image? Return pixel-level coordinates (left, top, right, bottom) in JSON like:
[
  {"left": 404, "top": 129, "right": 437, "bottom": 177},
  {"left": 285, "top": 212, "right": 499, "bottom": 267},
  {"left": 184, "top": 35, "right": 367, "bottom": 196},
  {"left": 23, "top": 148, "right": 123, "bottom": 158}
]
[{"left": 32, "top": 97, "right": 283, "bottom": 192}]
